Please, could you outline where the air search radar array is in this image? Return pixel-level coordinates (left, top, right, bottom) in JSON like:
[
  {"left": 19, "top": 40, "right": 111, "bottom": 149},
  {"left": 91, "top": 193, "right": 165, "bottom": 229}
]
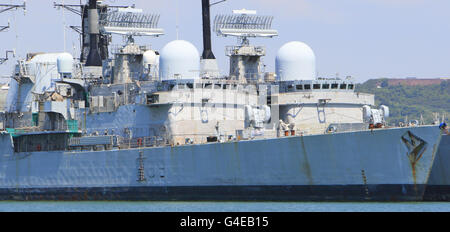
[
  {"left": 214, "top": 9, "right": 278, "bottom": 45},
  {"left": 99, "top": 7, "right": 164, "bottom": 38}
]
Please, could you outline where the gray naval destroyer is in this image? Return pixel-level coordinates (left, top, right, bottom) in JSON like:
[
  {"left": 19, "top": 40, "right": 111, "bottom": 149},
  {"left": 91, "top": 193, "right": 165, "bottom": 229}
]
[{"left": 0, "top": 0, "right": 444, "bottom": 201}]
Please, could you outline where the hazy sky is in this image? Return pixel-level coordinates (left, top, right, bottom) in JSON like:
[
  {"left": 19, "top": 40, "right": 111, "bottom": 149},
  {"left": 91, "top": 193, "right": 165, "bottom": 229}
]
[{"left": 1, "top": 0, "right": 450, "bottom": 83}]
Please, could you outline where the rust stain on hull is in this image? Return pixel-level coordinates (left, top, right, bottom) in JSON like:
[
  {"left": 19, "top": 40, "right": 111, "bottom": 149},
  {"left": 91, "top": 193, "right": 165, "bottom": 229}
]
[
  {"left": 401, "top": 131, "right": 428, "bottom": 195},
  {"left": 299, "top": 136, "right": 314, "bottom": 185}
]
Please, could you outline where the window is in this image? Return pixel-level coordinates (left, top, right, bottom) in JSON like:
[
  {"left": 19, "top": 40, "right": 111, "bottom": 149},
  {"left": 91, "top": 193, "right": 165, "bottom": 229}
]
[
  {"left": 187, "top": 83, "right": 193, "bottom": 89},
  {"left": 340, "top": 84, "right": 347, "bottom": 90},
  {"left": 322, "top": 84, "right": 330, "bottom": 89},
  {"left": 288, "top": 85, "right": 294, "bottom": 91},
  {"left": 204, "top": 84, "right": 212, "bottom": 89},
  {"left": 313, "top": 84, "right": 321, "bottom": 89},
  {"left": 296, "top": 85, "right": 303, "bottom": 90},
  {"left": 331, "top": 84, "right": 338, "bottom": 89},
  {"left": 304, "top": 84, "right": 311, "bottom": 90},
  {"left": 177, "top": 84, "right": 185, "bottom": 89},
  {"left": 195, "top": 83, "right": 203, "bottom": 89},
  {"left": 215, "top": 84, "right": 222, "bottom": 89},
  {"left": 348, "top": 84, "right": 354, "bottom": 90}
]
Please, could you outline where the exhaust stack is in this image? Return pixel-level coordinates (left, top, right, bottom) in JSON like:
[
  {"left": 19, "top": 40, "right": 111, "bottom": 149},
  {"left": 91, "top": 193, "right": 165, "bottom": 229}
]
[
  {"left": 200, "top": 0, "right": 219, "bottom": 78},
  {"left": 85, "top": 0, "right": 102, "bottom": 67},
  {"left": 201, "top": 0, "right": 215, "bottom": 59}
]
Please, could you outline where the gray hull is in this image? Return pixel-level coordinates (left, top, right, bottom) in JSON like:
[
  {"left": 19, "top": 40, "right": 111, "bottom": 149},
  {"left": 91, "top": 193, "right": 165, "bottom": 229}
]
[
  {"left": 424, "top": 134, "right": 450, "bottom": 201},
  {"left": 0, "top": 126, "right": 442, "bottom": 201}
]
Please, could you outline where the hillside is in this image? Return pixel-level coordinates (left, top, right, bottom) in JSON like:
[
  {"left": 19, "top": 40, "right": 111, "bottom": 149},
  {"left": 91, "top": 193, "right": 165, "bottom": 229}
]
[{"left": 356, "top": 79, "right": 449, "bottom": 125}]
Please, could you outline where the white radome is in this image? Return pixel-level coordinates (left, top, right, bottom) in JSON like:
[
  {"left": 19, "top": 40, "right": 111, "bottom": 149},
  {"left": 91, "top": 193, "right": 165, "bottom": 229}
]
[
  {"left": 56, "top": 53, "right": 74, "bottom": 74},
  {"left": 276, "top": 41, "right": 316, "bottom": 81},
  {"left": 143, "top": 50, "right": 158, "bottom": 66},
  {"left": 159, "top": 40, "right": 200, "bottom": 80}
]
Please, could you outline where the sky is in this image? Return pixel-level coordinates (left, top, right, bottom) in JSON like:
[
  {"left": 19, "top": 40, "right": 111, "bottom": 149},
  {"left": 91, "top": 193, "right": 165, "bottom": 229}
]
[{"left": 1, "top": 0, "right": 450, "bottom": 83}]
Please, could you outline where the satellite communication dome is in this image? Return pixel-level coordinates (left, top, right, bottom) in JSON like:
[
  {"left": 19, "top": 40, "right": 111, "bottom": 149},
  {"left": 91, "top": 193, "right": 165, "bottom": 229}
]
[
  {"left": 56, "top": 53, "right": 74, "bottom": 74},
  {"left": 143, "top": 50, "right": 158, "bottom": 66},
  {"left": 159, "top": 40, "right": 200, "bottom": 80},
  {"left": 276, "top": 41, "right": 316, "bottom": 81}
]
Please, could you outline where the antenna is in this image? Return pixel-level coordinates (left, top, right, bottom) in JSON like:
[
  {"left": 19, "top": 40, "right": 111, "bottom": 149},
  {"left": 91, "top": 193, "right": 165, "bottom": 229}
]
[
  {"left": 0, "top": 50, "right": 15, "bottom": 65},
  {"left": 99, "top": 8, "right": 164, "bottom": 39},
  {"left": 214, "top": 9, "right": 278, "bottom": 45},
  {"left": 214, "top": 9, "right": 277, "bottom": 82},
  {"left": 54, "top": 1, "right": 136, "bottom": 62},
  {"left": 0, "top": 2, "right": 26, "bottom": 14},
  {"left": 63, "top": 0, "right": 67, "bottom": 52},
  {"left": 176, "top": 0, "right": 179, "bottom": 40},
  {"left": 0, "top": 2, "right": 26, "bottom": 32}
]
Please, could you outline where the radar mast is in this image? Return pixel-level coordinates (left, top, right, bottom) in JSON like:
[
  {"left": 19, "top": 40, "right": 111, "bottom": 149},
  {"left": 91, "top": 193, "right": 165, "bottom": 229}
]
[{"left": 214, "top": 9, "right": 278, "bottom": 83}]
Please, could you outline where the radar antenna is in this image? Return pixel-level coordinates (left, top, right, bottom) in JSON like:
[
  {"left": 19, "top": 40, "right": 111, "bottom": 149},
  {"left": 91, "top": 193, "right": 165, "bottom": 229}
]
[
  {"left": 214, "top": 9, "right": 278, "bottom": 45},
  {"left": 214, "top": 9, "right": 278, "bottom": 83},
  {"left": 99, "top": 7, "right": 164, "bottom": 43}
]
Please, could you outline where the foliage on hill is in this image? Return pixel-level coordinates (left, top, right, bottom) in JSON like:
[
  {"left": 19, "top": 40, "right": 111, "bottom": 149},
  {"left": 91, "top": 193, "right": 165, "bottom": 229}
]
[{"left": 356, "top": 79, "right": 449, "bottom": 125}]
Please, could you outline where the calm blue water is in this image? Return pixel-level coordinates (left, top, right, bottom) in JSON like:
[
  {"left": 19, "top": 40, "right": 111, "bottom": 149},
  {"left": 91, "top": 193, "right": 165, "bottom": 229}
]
[{"left": 0, "top": 201, "right": 449, "bottom": 212}]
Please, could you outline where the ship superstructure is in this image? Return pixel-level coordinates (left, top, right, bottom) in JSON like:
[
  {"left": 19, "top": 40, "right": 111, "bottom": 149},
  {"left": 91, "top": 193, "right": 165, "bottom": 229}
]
[{"left": 0, "top": 0, "right": 444, "bottom": 201}]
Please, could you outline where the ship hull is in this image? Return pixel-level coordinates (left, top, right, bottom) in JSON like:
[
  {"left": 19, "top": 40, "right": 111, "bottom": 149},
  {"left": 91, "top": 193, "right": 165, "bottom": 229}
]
[
  {"left": 424, "top": 134, "right": 450, "bottom": 201},
  {"left": 0, "top": 185, "right": 427, "bottom": 201},
  {"left": 0, "top": 126, "right": 442, "bottom": 201}
]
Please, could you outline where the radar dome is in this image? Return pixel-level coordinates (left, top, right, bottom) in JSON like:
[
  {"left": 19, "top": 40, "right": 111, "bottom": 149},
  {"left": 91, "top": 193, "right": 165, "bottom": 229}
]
[
  {"left": 159, "top": 40, "right": 200, "bottom": 80},
  {"left": 143, "top": 50, "right": 158, "bottom": 66},
  {"left": 57, "top": 53, "right": 74, "bottom": 74},
  {"left": 276, "top": 41, "right": 316, "bottom": 81}
]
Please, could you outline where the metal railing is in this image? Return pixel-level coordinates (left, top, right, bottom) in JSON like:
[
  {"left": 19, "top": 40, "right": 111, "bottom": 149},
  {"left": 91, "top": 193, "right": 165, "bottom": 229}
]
[{"left": 118, "top": 136, "right": 169, "bottom": 149}]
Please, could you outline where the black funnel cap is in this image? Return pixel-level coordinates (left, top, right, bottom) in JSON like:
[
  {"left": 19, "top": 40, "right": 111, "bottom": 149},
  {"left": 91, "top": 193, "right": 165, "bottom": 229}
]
[
  {"left": 202, "top": 0, "right": 215, "bottom": 59},
  {"left": 85, "top": 0, "right": 102, "bottom": 67}
]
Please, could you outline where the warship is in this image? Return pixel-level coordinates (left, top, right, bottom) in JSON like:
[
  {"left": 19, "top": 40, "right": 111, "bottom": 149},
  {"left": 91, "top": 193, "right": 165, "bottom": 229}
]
[{"left": 0, "top": 0, "right": 444, "bottom": 201}]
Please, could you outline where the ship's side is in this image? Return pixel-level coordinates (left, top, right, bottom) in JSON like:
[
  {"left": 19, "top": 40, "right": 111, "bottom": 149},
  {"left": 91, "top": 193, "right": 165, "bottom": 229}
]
[
  {"left": 0, "top": 1, "right": 445, "bottom": 202},
  {"left": 0, "top": 126, "right": 441, "bottom": 201},
  {"left": 424, "top": 134, "right": 450, "bottom": 201}
]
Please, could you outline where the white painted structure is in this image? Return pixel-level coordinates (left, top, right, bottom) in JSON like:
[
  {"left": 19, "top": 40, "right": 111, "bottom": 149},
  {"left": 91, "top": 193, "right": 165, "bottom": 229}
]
[
  {"left": 276, "top": 41, "right": 316, "bottom": 81},
  {"left": 159, "top": 40, "right": 200, "bottom": 80}
]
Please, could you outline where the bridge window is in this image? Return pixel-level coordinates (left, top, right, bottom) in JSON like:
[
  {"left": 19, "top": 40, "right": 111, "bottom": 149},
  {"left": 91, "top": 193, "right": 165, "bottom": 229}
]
[
  {"left": 340, "top": 84, "right": 347, "bottom": 90},
  {"left": 331, "top": 84, "right": 338, "bottom": 89},
  {"left": 304, "top": 84, "right": 311, "bottom": 90},
  {"left": 313, "top": 84, "right": 321, "bottom": 89},
  {"left": 348, "top": 84, "right": 354, "bottom": 90},
  {"left": 322, "top": 84, "right": 330, "bottom": 89},
  {"left": 296, "top": 85, "right": 303, "bottom": 90}
]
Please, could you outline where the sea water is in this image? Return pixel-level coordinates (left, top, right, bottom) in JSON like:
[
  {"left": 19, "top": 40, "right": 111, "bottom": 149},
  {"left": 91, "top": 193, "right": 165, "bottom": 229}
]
[{"left": 0, "top": 201, "right": 449, "bottom": 212}]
